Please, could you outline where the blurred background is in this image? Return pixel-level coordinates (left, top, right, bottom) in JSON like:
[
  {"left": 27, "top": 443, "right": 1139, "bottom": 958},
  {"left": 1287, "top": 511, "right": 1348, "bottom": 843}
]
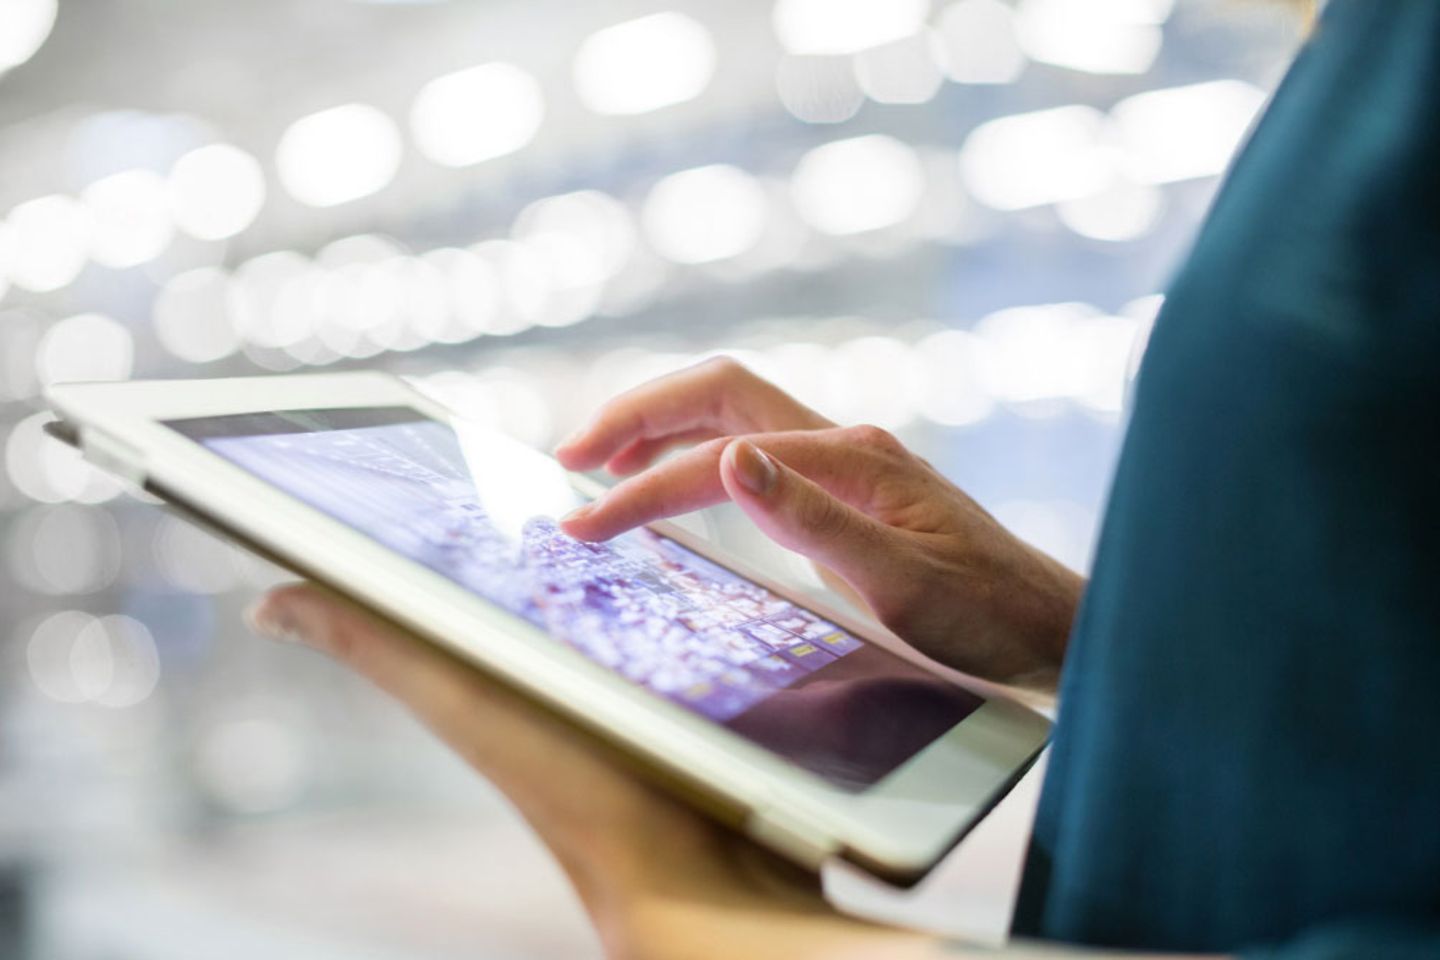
[{"left": 1, "top": 0, "right": 1305, "bottom": 956}]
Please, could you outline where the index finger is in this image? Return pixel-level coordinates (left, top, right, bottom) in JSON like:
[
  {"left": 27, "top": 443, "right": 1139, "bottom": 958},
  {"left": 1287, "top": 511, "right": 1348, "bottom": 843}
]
[{"left": 554, "top": 357, "right": 830, "bottom": 472}]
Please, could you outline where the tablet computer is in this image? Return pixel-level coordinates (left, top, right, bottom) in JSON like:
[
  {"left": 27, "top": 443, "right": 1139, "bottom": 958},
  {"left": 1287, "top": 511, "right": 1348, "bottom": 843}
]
[{"left": 44, "top": 371, "right": 1049, "bottom": 884}]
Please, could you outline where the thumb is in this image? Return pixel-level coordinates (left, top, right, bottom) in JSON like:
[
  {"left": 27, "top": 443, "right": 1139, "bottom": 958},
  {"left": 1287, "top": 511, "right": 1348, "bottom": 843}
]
[{"left": 719, "top": 439, "right": 909, "bottom": 606}]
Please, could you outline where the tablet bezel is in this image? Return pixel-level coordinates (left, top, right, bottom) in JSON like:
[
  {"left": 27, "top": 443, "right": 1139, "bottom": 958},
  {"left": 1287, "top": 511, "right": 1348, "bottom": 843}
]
[{"left": 45, "top": 372, "right": 1050, "bottom": 882}]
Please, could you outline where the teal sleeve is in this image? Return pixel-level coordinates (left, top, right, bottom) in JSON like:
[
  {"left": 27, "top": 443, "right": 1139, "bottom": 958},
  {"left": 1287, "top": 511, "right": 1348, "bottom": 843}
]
[{"left": 1243, "top": 919, "right": 1440, "bottom": 960}]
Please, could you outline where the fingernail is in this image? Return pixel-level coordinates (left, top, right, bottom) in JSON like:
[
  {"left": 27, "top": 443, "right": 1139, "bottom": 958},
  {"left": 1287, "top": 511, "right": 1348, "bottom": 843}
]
[
  {"left": 731, "top": 441, "right": 776, "bottom": 495},
  {"left": 245, "top": 599, "right": 301, "bottom": 644},
  {"left": 561, "top": 501, "right": 595, "bottom": 525},
  {"left": 555, "top": 425, "right": 588, "bottom": 452}
]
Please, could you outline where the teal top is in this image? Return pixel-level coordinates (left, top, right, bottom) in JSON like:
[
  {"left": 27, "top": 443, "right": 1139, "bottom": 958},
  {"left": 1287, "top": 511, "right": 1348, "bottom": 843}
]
[{"left": 1012, "top": 1, "right": 1440, "bottom": 956}]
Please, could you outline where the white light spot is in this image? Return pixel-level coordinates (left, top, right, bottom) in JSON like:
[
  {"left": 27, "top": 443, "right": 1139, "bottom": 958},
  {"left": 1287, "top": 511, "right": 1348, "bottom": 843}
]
[
  {"left": 936, "top": 0, "right": 1027, "bottom": 85},
  {"left": 25, "top": 611, "right": 158, "bottom": 708},
  {"left": 0, "top": 0, "right": 57, "bottom": 71},
  {"left": 276, "top": 104, "right": 402, "bottom": 207},
  {"left": 1015, "top": 0, "right": 1164, "bottom": 76},
  {"left": 642, "top": 165, "right": 769, "bottom": 265},
  {"left": 1113, "top": 80, "right": 1268, "bottom": 184},
  {"left": 513, "top": 190, "right": 636, "bottom": 287},
  {"left": 80, "top": 169, "right": 174, "bottom": 269},
  {"left": 853, "top": 30, "right": 946, "bottom": 105},
  {"left": 5, "top": 414, "right": 123, "bottom": 504},
  {"left": 4, "top": 195, "right": 93, "bottom": 293},
  {"left": 792, "top": 135, "right": 925, "bottom": 235},
  {"left": 228, "top": 250, "right": 313, "bottom": 348},
  {"left": 167, "top": 144, "right": 267, "bottom": 240},
  {"left": 8, "top": 504, "right": 122, "bottom": 595},
  {"left": 154, "top": 267, "right": 241, "bottom": 363},
  {"left": 411, "top": 62, "right": 544, "bottom": 167},
  {"left": 1057, "top": 173, "right": 1163, "bottom": 242},
  {"left": 36, "top": 313, "right": 134, "bottom": 386},
  {"left": 573, "top": 13, "right": 716, "bottom": 116},
  {"left": 195, "top": 717, "right": 306, "bottom": 814},
  {"left": 821, "top": 336, "right": 919, "bottom": 429},
  {"left": 959, "top": 105, "right": 1113, "bottom": 210},
  {"left": 776, "top": 55, "right": 864, "bottom": 125},
  {"left": 913, "top": 329, "right": 996, "bottom": 426},
  {"left": 774, "top": 0, "right": 930, "bottom": 55}
]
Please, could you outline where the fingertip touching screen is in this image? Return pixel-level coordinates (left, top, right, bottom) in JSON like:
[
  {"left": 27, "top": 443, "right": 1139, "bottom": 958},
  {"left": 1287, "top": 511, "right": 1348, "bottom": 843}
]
[{"left": 166, "top": 407, "right": 982, "bottom": 789}]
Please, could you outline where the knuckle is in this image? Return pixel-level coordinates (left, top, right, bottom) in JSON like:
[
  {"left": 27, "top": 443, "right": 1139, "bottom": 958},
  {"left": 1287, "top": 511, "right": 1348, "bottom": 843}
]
[
  {"left": 844, "top": 423, "right": 900, "bottom": 453},
  {"left": 701, "top": 355, "right": 753, "bottom": 385}
]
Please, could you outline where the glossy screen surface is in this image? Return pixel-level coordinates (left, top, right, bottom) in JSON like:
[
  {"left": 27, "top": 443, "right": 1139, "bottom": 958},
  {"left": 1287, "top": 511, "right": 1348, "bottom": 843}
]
[{"left": 168, "top": 407, "right": 982, "bottom": 788}]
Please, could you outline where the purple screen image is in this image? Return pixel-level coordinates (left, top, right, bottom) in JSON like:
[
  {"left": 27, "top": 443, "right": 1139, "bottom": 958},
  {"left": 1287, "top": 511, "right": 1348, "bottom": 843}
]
[{"left": 169, "top": 409, "right": 981, "bottom": 788}]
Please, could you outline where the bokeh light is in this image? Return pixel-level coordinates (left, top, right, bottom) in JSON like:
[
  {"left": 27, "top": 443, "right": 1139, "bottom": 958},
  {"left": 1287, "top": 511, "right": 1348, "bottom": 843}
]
[
  {"left": 411, "top": 63, "right": 545, "bottom": 167},
  {"left": 792, "top": 135, "right": 925, "bottom": 235},
  {"left": 959, "top": 105, "right": 1112, "bottom": 210},
  {"left": 167, "top": 143, "right": 267, "bottom": 240},
  {"left": 573, "top": 13, "right": 716, "bottom": 116},
  {"left": 4, "top": 194, "right": 93, "bottom": 293},
  {"left": 774, "top": 0, "right": 930, "bottom": 55},
  {"left": 276, "top": 104, "right": 403, "bottom": 207},
  {"left": 81, "top": 169, "right": 175, "bottom": 269},
  {"left": 642, "top": 165, "right": 770, "bottom": 264},
  {"left": 35, "top": 313, "right": 135, "bottom": 386},
  {"left": 154, "top": 267, "right": 242, "bottom": 363},
  {"left": 0, "top": 0, "right": 57, "bottom": 71}
]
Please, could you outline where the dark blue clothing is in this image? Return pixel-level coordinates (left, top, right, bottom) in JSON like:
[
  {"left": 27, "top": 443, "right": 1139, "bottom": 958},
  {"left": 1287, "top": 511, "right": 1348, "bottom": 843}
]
[{"left": 1012, "top": 1, "right": 1440, "bottom": 957}]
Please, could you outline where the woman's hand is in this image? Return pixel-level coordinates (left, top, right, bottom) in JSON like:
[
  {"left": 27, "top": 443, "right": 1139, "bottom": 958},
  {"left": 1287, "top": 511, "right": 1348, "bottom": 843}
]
[
  {"left": 556, "top": 357, "right": 1083, "bottom": 691},
  {"left": 246, "top": 583, "right": 930, "bottom": 960}
]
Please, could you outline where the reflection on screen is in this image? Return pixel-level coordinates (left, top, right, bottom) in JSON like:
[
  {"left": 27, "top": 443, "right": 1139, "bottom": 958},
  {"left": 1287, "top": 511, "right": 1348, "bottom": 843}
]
[{"left": 168, "top": 408, "right": 982, "bottom": 788}]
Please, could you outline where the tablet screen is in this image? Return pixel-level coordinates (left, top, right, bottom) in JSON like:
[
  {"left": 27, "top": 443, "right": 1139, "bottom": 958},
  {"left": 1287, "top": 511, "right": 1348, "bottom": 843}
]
[{"left": 167, "top": 407, "right": 982, "bottom": 789}]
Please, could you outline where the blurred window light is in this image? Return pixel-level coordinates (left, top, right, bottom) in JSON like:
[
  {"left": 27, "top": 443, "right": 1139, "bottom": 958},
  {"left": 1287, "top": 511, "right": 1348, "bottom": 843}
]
[
  {"left": 154, "top": 267, "right": 242, "bottom": 363},
  {"left": 275, "top": 104, "right": 402, "bottom": 207},
  {"left": 974, "top": 301, "right": 1141, "bottom": 414},
  {"left": 1113, "top": 79, "right": 1268, "bottom": 184},
  {"left": 228, "top": 250, "right": 313, "bottom": 348},
  {"left": 776, "top": 55, "right": 865, "bottom": 124},
  {"left": 195, "top": 717, "right": 307, "bottom": 814},
  {"left": 642, "top": 164, "right": 769, "bottom": 265},
  {"left": 81, "top": 169, "right": 174, "bottom": 269},
  {"left": 411, "top": 62, "right": 544, "bottom": 167},
  {"left": 512, "top": 190, "right": 636, "bottom": 287},
  {"left": 852, "top": 30, "right": 946, "bottom": 105},
  {"left": 774, "top": 0, "right": 930, "bottom": 55},
  {"left": 36, "top": 313, "right": 134, "bottom": 386},
  {"left": 84, "top": 615, "right": 161, "bottom": 708},
  {"left": 792, "top": 135, "right": 925, "bottom": 235},
  {"left": 936, "top": 0, "right": 1027, "bottom": 85},
  {"left": 913, "top": 328, "right": 996, "bottom": 426},
  {"left": 420, "top": 247, "right": 500, "bottom": 337},
  {"left": 25, "top": 610, "right": 96, "bottom": 703},
  {"left": 472, "top": 239, "right": 551, "bottom": 335},
  {"left": 1014, "top": 0, "right": 1164, "bottom": 75},
  {"left": 959, "top": 105, "right": 1112, "bottom": 210},
  {"left": 152, "top": 514, "right": 244, "bottom": 594},
  {"left": 316, "top": 232, "right": 406, "bottom": 267},
  {"left": 0, "top": 0, "right": 57, "bottom": 71},
  {"left": 1057, "top": 173, "right": 1164, "bottom": 242},
  {"left": 5, "top": 413, "right": 122, "bottom": 504},
  {"left": 167, "top": 144, "right": 267, "bottom": 240},
  {"left": 573, "top": 13, "right": 716, "bottom": 116},
  {"left": 821, "top": 336, "right": 919, "bottom": 428},
  {"left": 8, "top": 504, "right": 122, "bottom": 596},
  {"left": 4, "top": 194, "right": 94, "bottom": 292}
]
